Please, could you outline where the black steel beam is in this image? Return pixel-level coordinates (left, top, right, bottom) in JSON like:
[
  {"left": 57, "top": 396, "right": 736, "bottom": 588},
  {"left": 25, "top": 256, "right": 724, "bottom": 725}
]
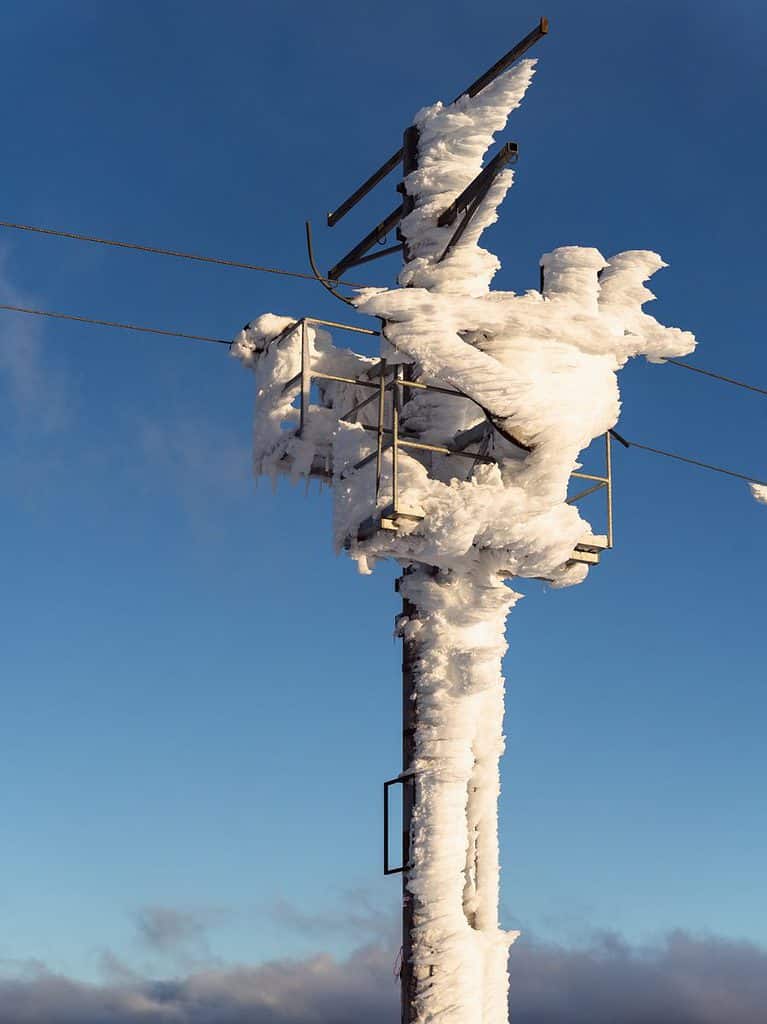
[
  {"left": 340, "top": 242, "right": 403, "bottom": 271},
  {"left": 328, "top": 204, "right": 403, "bottom": 280},
  {"left": 327, "top": 149, "right": 403, "bottom": 228},
  {"left": 437, "top": 142, "right": 518, "bottom": 227},
  {"left": 438, "top": 191, "right": 485, "bottom": 263},
  {"left": 456, "top": 16, "right": 548, "bottom": 102},
  {"left": 609, "top": 428, "right": 630, "bottom": 448},
  {"left": 326, "top": 18, "right": 548, "bottom": 228}
]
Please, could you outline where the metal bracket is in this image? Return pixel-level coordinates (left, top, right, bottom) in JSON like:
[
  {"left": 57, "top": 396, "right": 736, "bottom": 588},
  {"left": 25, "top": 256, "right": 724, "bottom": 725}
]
[
  {"left": 384, "top": 776, "right": 408, "bottom": 875},
  {"left": 328, "top": 205, "right": 404, "bottom": 281},
  {"left": 437, "top": 142, "right": 518, "bottom": 227},
  {"left": 436, "top": 143, "right": 518, "bottom": 264}
]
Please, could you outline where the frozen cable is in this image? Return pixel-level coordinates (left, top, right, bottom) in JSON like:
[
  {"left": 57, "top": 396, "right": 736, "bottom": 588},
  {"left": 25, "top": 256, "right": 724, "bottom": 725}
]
[
  {"left": 3, "top": 302, "right": 765, "bottom": 491},
  {"left": 663, "top": 358, "right": 767, "bottom": 398},
  {"left": 0, "top": 303, "right": 230, "bottom": 346},
  {"left": 0, "top": 218, "right": 370, "bottom": 289},
  {"left": 610, "top": 430, "right": 767, "bottom": 488}
]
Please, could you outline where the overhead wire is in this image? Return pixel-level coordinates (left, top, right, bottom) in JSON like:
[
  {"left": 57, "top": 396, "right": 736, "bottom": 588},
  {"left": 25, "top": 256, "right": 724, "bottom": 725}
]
[
  {"left": 609, "top": 430, "right": 767, "bottom": 488},
  {"left": 3, "top": 213, "right": 767, "bottom": 494},
  {"left": 662, "top": 357, "right": 767, "bottom": 398},
  {"left": 5, "top": 218, "right": 767, "bottom": 398},
  {"left": 1, "top": 301, "right": 765, "bottom": 491},
  {"left": 0, "top": 302, "right": 230, "bottom": 346},
  {"left": 0, "top": 218, "right": 371, "bottom": 290}
]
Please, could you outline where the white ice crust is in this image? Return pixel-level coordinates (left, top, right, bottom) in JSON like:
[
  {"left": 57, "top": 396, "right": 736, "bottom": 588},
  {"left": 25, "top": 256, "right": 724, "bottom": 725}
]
[
  {"left": 750, "top": 482, "right": 767, "bottom": 505},
  {"left": 232, "top": 58, "right": 695, "bottom": 1024}
]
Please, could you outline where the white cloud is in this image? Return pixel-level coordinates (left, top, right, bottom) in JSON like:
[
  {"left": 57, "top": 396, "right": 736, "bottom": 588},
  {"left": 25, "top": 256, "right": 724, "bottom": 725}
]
[
  {"left": 0, "top": 246, "right": 71, "bottom": 431},
  {"left": 1, "top": 931, "right": 766, "bottom": 1024}
]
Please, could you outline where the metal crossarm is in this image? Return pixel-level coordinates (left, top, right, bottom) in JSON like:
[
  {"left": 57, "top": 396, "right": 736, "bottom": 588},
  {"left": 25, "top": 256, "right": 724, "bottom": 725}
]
[
  {"left": 326, "top": 18, "right": 548, "bottom": 228},
  {"left": 328, "top": 205, "right": 405, "bottom": 281},
  {"left": 436, "top": 143, "right": 519, "bottom": 263},
  {"left": 453, "top": 16, "right": 549, "bottom": 102},
  {"left": 343, "top": 242, "right": 404, "bottom": 270},
  {"left": 437, "top": 143, "right": 519, "bottom": 227}
]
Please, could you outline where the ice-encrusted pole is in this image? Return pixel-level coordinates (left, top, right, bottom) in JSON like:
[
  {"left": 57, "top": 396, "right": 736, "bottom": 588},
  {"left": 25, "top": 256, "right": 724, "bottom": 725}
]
[
  {"left": 398, "top": 123, "right": 421, "bottom": 1024},
  {"left": 396, "top": 122, "right": 517, "bottom": 1024},
  {"left": 231, "top": 47, "right": 696, "bottom": 1024},
  {"left": 398, "top": 568, "right": 518, "bottom": 1024}
]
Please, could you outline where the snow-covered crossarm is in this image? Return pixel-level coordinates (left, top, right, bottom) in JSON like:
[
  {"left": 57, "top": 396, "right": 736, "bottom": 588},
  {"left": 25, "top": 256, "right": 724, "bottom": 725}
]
[{"left": 233, "top": 51, "right": 696, "bottom": 1024}]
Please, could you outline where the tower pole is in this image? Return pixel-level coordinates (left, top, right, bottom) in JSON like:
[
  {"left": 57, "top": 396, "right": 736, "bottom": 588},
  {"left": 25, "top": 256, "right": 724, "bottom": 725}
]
[
  {"left": 400, "top": 573, "right": 418, "bottom": 1024},
  {"left": 398, "top": 123, "right": 420, "bottom": 1024}
]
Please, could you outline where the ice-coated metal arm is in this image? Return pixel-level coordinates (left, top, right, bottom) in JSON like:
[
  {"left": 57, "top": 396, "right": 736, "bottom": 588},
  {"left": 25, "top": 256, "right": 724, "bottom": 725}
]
[
  {"left": 325, "top": 17, "right": 548, "bottom": 228},
  {"left": 437, "top": 142, "right": 519, "bottom": 227},
  {"left": 455, "top": 16, "right": 548, "bottom": 103},
  {"left": 328, "top": 204, "right": 404, "bottom": 281}
]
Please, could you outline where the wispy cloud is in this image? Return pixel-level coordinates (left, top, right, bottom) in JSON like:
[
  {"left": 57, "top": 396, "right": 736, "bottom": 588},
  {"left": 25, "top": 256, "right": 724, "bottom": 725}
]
[
  {"left": 0, "top": 246, "right": 71, "bottom": 431},
  {"left": 1, "top": 930, "right": 766, "bottom": 1023},
  {"left": 133, "top": 906, "right": 231, "bottom": 957},
  {"left": 136, "top": 413, "right": 250, "bottom": 496},
  {"left": 266, "top": 889, "right": 399, "bottom": 947}
]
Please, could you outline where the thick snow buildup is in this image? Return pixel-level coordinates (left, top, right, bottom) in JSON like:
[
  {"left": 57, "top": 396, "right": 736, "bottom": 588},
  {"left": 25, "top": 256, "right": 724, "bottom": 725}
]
[
  {"left": 750, "top": 483, "right": 767, "bottom": 505},
  {"left": 231, "top": 315, "right": 378, "bottom": 485},
  {"left": 400, "top": 59, "right": 537, "bottom": 296},
  {"left": 234, "top": 56, "right": 696, "bottom": 1024},
  {"left": 399, "top": 567, "right": 519, "bottom": 1024}
]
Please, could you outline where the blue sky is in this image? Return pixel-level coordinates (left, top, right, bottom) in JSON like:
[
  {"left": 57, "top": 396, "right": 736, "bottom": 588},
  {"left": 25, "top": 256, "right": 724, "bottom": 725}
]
[{"left": 1, "top": 0, "right": 766, "bottom": 992}]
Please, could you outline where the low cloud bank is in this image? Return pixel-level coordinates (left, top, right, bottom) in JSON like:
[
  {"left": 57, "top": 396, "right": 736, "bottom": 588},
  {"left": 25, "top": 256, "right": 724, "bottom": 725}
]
[{"left": 1, "top": 931, "right": 765, "bottom": 1023}]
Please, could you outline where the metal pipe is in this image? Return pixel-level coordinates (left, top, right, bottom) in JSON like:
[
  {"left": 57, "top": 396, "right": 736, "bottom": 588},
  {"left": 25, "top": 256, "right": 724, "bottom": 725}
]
[
  {"left": 327, "top": 148, "right": 404, "bottom": 228},
  {"left": 341, "top": 380, "right": 390, "bottom": 422},
  {"left": 438, "top": 191, "right": 485, "bottom": 264},
  {"left": 397, "top": 374, "right": 458, "bottom": 393},
  {"left": 401, "top": 126, "right": 420, "bottom": 264},
  {"left": 304, "top": 221, "right": 355, "bottom": 307},
  {"left": 264, "top": 319, "right": 301, "bottom": 354},
  {"left": 328, "top": 204, "right": 405, "bottom": 281},
  {"left": 310, "top": 371, "right": 457, "bottom": 394},
  {"left": 436, "top": 143, "right": 518, "bottom": 227},
  {"left": 351, "top": 440, "right": 392, "bottom": 475},
  {"left": 455, "top": 16, "right": 549, "bottom": 102},
  {"left": 304, "top": 316, "right": 380, "bottom": 336},
  {"left": 340, "top": 242, "right": 404, "bottom": 270},
  {"left": 299, "top": 321, "right": 310, "bottom": 436},
  {"left": 606, "top": 431, "right": 614, "bottom": 548},
  {"left": 376, "top": 362, "right": 388, "bottom": 500},
  {"left": 570, "top": 471, "right": 609, "bottom": 483},
  {"left": 312, "top": 371, "right": 379, "bottom": 389},
  {"left": 392, "top": 365, "right": 402, "bottom": 514},
  {"left": 279, "top": 372, "right": 302, "bottom": 395},
  {"left": 566, "top": 482, "right": 606, "bottom": 505},
  {"left": 355, "top": 423, "right": 497, "bottom": 463}
]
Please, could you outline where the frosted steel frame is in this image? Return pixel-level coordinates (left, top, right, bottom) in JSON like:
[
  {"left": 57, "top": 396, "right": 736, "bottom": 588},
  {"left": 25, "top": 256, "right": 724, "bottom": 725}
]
[{"left": 270, "top": 316, "right": 615, "bottom": 554}]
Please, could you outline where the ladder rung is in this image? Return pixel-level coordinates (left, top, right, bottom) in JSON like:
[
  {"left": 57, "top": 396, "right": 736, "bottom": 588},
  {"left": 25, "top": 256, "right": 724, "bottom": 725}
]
[{"left": 574, "top": 534, "right": 608, "bottom": 554}]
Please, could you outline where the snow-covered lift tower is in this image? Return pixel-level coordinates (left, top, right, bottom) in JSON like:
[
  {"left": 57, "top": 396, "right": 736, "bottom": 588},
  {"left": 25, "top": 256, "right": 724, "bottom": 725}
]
[{"left": 232, "top": 19, "right": 696, "bottom": 1024}]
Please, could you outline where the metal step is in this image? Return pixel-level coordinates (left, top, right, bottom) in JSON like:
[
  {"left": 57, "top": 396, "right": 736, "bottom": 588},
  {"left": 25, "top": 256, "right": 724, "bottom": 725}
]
[
  {"left": 574, "top": 534, "right": 608, "bottom": 554},
  {"left": 357, "top": 505, "right": 424, "bottom": 543},
  {"left": 567, "top": 549, "right": 600, "bottom": 566}
]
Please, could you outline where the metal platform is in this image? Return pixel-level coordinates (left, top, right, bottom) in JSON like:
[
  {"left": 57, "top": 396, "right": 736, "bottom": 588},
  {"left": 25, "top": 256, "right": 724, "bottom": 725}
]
[{"left": 266, "top": 315, "right": 617, "bottom": 571}]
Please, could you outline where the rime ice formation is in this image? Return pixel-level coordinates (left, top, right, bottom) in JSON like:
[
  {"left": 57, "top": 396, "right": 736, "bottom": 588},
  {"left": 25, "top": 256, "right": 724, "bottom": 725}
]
[
  {"left": 233, "top": 57, "right": 695, "bottom": 1024},
  {"left": 750, "top": 483, "right": 767, "bottom": 505}
]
